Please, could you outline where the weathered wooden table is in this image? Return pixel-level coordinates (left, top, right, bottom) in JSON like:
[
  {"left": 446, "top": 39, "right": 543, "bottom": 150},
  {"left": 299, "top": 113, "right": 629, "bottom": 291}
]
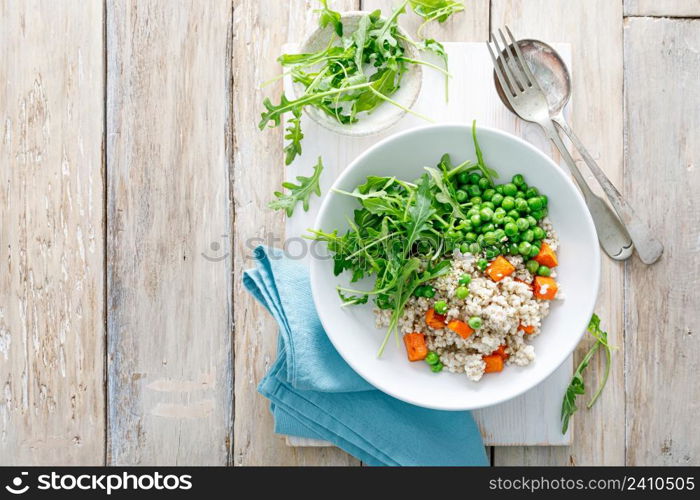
[{"left": 1, "top": 0, "right": 698, "bottom": 466}]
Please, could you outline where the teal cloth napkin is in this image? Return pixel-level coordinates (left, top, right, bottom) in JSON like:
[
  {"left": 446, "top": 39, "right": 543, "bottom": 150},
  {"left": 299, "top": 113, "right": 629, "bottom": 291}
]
[{"left": 243, "top": 246, "right": 488, "bottom": 466}]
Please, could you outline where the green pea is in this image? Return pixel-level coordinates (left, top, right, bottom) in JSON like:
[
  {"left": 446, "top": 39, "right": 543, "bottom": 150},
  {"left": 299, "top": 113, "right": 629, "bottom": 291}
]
[
  {"left": 516, "top": 218, "right": 530, "bottom": 231},
  {"left": 469, "top": 242, "right": 481, "bottom": 254},
  {"left": 492, "top": 211, "right": 506, "bottom": 225},
  {"left": 470, "top": 196, "right": 483, "bottom": 205},
  {"left": 430, "top": 362, "right": 444, "bottom": 373},
  {"left": 445, "top": 230, "right": 458, "bottom": 239},
  {"left": 477, "top": 259, "right": 488, "bottom": 271},
  {"left": 478, "top": 177, "right": 491, "bottom": 190},
  {"left": 494, "top": 229, "right": 506, "bottom": 242},
  {"left": 482, "top": 188, "right": 495, "bottom": 201},
  {"left": 532, "top": 226, "right": 546, "bottom": 240},
  {"left": 480, "top": 223, "right": 495, "bottom": 234},
  {"left": 434, "top": 300, "right": 448, "bottom": 315},
  {"left": 515, "top": 198, "right": 530, "bottom": 212},
  {"left": 469, "top": 173, "right": 481, "bottom": 185},
  {"left": 512, "top": 174, "right": 525, "bottom": 187},
  {"left": 495, "top": 185, "right": 504, "bottom": 194},
  {"left": 481, "top": 201, "right": 495, "bottom": 210},
  {"left": 526, "top": 215, "right": 538, "bottom": 227},
  {"left": 515, "top": 191, "right": 526, "bottom": 199},
  {"left": 483, "top": 231, "right": 497, "bottom": 246},
  {"left": 504, "top": 222, "right": 518, "bottom": 236},
  {"left": 458, "top": 274, "right": 472, "bottom": 285},
  {"left": 457, "top": 172, "right": 470, "bottom": 186},
  {"left": 518, "top": 241, "right": 532, "bottom": 255},
  {"left": 522, "top": 229, "right": 534, "bottom": 242},
  {"left": 508, "top": 243, "right": 520, "bottom": 255},
  {"left": 531, "top": 209, "right": 544, "bottom": 221},
  {"left": 503, "top": 183, "right": 518, "bottom": 196},
  {"left": 529, "top": 243, "right": 541, "bottom": 258},
  {"left": 470, "top": 214, "right": 482, "bottom": 227},
  {"left": 526, "top": 259, "right": 540, "bottom": 274},
  {"left": 464, "top": 231, "right": 477, "bottom": 243},
  {"left": 507, "top": 209, "right": 520, "bottom": 219},
  {"left": 414, "top": 286, "right": 425, "bottom": 297},
  {"left": 485, "top": 247, "right": 498, "bottom": 259},
  {"left": 479, "top": 207, "right": 494, "bottom": 221},
  {"left": 423, "top": 286, "right": 436, "bottom": 298},
  {"left": 491, "top": 193, "right": 504, "bottom": 206},
  {"left": 503, "top": 216, "right": 515, "bottom": 226},
  {"left": 459, "top": 243, "right": 470, "bottom": 253},
  {"left": 501, "top": 196, "right": 515, "bottom": 211},
  {"left": 510, "top": 232, "right": 521, "bottom": 243},
  {"left": 467, "top": 208, "right": 478, "bottom": 218},
  {"left": 425, "top": 351, "right": 440, "bottom": 365},
  {"left": 528, "top": 197, "right": 544, "bottom": 210},
  {"left": 468, "top": 316, "right": 483, "bottom": 329},
  {"left": 456, "top": 189, "right": 468, "bottom": 203},
  {"left": 476, "top": 234, "right": 485, "bottom": 245},
  {"left": 540, "top": 195, "right": 548, "bottom": 207},
  {"left": 456, "top": 286, "right": 469, "bottom": 299},
  {"left": 537, "top": 265, "right": 552, "bottom": 277},
  {"left": 526, "top": 187, "right": 539, "bottom": 198},
  {"left": 468, "top": 185, "right": 482, "bottom": 197}
]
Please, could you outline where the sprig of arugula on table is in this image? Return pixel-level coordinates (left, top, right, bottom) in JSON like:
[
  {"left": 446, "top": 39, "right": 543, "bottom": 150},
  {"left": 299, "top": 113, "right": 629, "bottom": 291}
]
[
  {"left": 268, "top": 157, "right": 324, "bottom": 217},
  {"left": 560, "top": 313, "right": 615, "bottom": 434},
  {"left": 261, "top": 0, "right": 464, "bottom": 217},
  {"left": 307, "top": 121, "right": 497, "bottom": 355}
]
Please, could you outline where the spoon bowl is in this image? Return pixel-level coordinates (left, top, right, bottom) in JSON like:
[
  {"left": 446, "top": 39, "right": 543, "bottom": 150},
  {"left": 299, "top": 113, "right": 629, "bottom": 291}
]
[{"left": 493, "top": 39, "right": 572, "bottom": 117}]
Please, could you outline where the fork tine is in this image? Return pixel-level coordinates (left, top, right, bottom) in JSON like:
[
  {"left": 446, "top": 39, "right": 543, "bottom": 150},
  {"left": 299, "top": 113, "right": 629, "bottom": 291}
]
[
  {"left": 505, "top": 26, "right": 539, "bottom": 89},
  {"left": 490, "top": 32, "right": 521, "bottom": 96},
  {"left": 498, "top": 28, "right": 528, "bottom": 90},
  {"left": 486, "top": 39, "right": 517, "bottom": 109}
]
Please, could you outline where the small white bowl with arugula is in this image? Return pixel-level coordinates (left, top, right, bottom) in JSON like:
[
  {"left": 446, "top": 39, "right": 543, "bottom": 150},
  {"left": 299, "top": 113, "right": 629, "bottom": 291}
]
[{"left": 308, "top": 123, "right": 601, "bottom": 411}]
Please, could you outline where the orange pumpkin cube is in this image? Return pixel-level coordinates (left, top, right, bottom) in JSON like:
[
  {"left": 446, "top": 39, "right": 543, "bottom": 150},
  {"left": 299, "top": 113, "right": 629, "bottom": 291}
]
[
  {"left": 493, "top": 344, "right": 510, "bottom": 359},
  {"left": 533, "top": 276, "right": 558, "bottom": 300},
  {"left": 518, "top": 324, "right": 536, "bottom": 334},
  {"left": 403, "top": 333, "right": 428, "bottom": 362},
  {"left": 534, "top": 242, "right": 558, "bottom": 268},
  {"left": 447, "top": 319, "right": 474, "bottom": 339},
  {"left": 486, "top": 255, "right": 515, "bottom": 282},
  {"left": 425, "top": 308, "right": 447, "bottom": 329},
  {"left": 483, "top": 354, "right": 504, "bottom": 373}
]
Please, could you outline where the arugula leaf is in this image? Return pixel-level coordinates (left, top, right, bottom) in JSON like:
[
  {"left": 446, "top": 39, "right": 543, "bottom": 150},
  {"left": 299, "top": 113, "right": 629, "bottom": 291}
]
[
  {"left": 560, "top": 313, "right": 614, "bottom": 434},
  {"left": 317, "top": 0, "right": 343, "bottom": 37},
  {"left": 269, "top": 157, "right": 324, "bottom": 217},
  {"left": 410, "top": 0, "right": 465, "bottom": 37},
  {"left": 283, "top": 108, "right": 304, "bottom": 165},
  {"left": 354, "top": 68, "right": 399, "bottom": 113},
  {"left": 471, "top": 120, "right": 499, "bottom": 184},
  {"left": 405, "top": 174, "right": 435, "bottom": 249}
]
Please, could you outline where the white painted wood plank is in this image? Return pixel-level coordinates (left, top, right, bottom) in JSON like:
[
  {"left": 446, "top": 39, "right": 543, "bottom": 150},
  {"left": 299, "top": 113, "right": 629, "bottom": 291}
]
[
  {"left": 284, "top": 42, "right": 573, "bottom": 447},
  {"left": 490, "top": 0, "right": 626, "bottom": 466},
  {"left": 624, "top": 0, "right": 700, "bottom": 17},
  {"left": 106, "top": 0, "right": 233, "bottom": 465},
  {"left": 232, "top": 0, "right": 362, "bottom": 465},
  {"left": 624, "top": 17, "right": 700, "bottom": 465},
  {"left": 0, "top": 0, "right": 105, "bottom": 465}
]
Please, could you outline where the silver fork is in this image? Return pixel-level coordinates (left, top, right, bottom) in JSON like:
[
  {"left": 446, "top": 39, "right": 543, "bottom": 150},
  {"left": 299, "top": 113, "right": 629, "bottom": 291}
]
[{"left": 486, "top": 27, "right": 634, "bottom": 261}]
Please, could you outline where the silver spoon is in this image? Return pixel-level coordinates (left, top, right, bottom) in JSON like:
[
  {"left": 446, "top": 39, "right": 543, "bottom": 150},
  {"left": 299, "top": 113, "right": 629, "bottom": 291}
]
[{"left": 494, "top": 39, "right": 663, "bottom": 264}]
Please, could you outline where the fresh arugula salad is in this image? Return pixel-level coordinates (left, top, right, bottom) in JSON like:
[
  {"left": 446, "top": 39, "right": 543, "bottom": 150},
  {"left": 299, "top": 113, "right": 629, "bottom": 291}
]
[{"left": 261, "top": 0, "right": 464, "bottom": 215}]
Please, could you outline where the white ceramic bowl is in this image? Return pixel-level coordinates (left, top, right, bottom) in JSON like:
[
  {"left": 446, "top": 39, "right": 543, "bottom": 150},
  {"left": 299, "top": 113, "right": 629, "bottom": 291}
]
[
  {"left": 310, "top": 124, "right": 600, "bottom": 410},
  {"left": 292, "top": 11, "right": 422, "bottom": 136}
]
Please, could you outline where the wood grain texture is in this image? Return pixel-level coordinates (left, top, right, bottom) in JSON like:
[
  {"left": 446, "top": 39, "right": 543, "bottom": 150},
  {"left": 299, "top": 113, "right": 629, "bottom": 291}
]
[
  {"left": 232, "top": 0, "right": 361, "bottom": 465},
  {"left": 361, "top": 0, "right": 489, "bottom": 41},
  {"left": 0, "top": 0, "right": 105, "bottom": 465},
  {"left": 623, "top": 17, "right": 700, "bottom": 465},
  {"left": 106, "top": 0, "right": 233, "bottom": 465},
  {"left": 624, "top": 0, "right": 700, "bottom": 17},
  {"left": 490, "top": 0, "right": 626, "bottom": 466}
]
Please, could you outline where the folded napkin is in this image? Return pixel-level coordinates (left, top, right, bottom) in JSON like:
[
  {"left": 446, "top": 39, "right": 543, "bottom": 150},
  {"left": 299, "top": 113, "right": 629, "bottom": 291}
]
[{"left": 243, "top": 246, "right": 488, "bottom": 466}]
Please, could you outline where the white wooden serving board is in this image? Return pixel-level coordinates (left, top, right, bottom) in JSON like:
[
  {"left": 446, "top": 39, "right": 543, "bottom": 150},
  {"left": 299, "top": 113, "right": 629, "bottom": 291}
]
[{"left": 282, "top": 42, "right": 572, "bottom": 446}]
